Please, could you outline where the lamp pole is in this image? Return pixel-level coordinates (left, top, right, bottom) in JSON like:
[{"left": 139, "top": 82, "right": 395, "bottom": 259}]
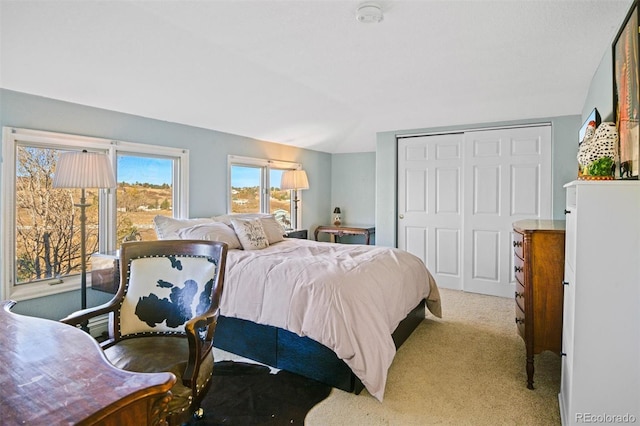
[{"left": 77, "top": 188, "right": 90, "bottom": 310}]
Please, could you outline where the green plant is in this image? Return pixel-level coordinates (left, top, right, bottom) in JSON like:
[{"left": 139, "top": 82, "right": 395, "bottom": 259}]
[{"left": 587, "top": 156, "right": 614, "bottom": 176}]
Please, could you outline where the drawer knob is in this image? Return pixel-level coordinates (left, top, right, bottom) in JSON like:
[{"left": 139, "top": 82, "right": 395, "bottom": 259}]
[
  {"left": 564, "top": 209, "right": 571, "bottom": 215},
  {"left": 515, "top": 318, "right": 524, "bottom": 325},
  {"left": 562, "top": 281, "right": 569, "bottom": 286},
  {"left": 514, "top": 266, "right": 523, "bottom": 273},
  {"left": 513, "top": 241, "right": 522, "bottom": 248},
  {"left": 515, "top": 291, "right": 524, "bottom": 298}
]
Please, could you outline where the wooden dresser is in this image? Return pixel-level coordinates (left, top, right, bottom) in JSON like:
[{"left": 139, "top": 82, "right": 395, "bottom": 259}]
[{"left": 512, "top": 219, "right": 565, "bottom": 389}]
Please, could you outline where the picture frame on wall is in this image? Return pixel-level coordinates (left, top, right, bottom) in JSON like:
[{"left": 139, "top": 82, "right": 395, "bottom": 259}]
[{"left": 613, "top": 0, "right": 640, "bottom": 179}]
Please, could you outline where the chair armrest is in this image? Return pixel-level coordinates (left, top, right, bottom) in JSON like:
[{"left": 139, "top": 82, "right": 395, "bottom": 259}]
[
  {"left": 182, "top": 307, "right": 220, "bottom": 386},
  {"left": 60, "top": 298, "right": 119, "bottom": 327}
]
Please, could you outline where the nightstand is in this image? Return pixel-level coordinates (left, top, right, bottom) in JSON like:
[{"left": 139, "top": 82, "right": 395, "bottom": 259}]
[
  {"left": 90, "top": 252, "right": 119, "bottom": 294},
  {"left": 284, "top": 229, "right": 308, "bottom": 239}
]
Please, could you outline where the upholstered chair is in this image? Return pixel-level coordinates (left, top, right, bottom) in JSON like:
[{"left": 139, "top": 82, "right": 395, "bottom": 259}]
[{"left": 62, "top": 240, "right": 228, "bottom": 425}]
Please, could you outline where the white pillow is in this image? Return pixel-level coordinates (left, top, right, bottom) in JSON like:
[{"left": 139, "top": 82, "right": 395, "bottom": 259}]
[
  {"left": 214, "top": 213, "right": 285, "bottom": 244},
  {"left": 176, "top": 222, "right": 242, "bottom": 249},
  {"left": 153, "top": 215, "right": 215, "bottom": 240},
  {"left": 230, "top": 218, "right": 269, "bottom": 250},
  {"left": 213, "top": 213, "right": 269, "bottom": 225},
  {"left": 258, "top": 215, "right": 285, "bottom": 244}
]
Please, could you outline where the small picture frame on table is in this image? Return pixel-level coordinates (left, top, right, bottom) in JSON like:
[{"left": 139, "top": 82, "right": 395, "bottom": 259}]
[{"left": 613, "top": 0, "right": 640, "bottom": 179}]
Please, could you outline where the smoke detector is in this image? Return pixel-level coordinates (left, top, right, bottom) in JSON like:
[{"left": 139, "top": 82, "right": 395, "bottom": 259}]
[{"left": 356, "top": 3, "right": 383, "bottom": 23}]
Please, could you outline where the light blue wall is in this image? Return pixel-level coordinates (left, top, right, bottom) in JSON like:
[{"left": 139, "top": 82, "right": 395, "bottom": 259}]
[
  {"left": 375, "top": 116, "right": 581, "bottom": 247},
  {"left": 582, "top": 49, "right": 615, "bottom": 122},
  {"left": 324, "top": 152, "right": 376, "bottom": 244},
  {"left": 330, "top": 152, "right": 375, "bottom": 225},
  {"left": 0, "top": 89, "right": 332, "bottom": 318}
]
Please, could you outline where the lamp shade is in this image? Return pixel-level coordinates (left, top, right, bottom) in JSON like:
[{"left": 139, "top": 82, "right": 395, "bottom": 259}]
[
  {"left": 280, "top": 170, "right": 309, "bottom": 191},
  {"left": 53, "top": 150, "right": 116, "bottom": 189},
  {"left": 333, "top": 207, "right": 341, "bottom": 214}
]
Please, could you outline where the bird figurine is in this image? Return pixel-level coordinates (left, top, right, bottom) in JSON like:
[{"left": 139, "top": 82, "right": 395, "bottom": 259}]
[
  {"left": 577, "top": 122, "right": 618, "bottom": 178},
  {"left": 577, "top": 120, "right": 597, "bottom": 169}
]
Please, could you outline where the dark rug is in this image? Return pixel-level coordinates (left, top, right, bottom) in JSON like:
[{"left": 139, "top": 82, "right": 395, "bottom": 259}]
[{"left": 189, "top": 361, "right": 332, "bottom": 425}]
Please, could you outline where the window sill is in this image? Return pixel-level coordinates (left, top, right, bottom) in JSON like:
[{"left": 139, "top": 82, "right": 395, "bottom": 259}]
[{"left": 7, "top": 277, "right": 82, "bottom": 302}]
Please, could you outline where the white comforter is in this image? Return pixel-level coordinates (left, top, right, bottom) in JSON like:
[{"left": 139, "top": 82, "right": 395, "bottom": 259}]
[{"left": 219, "top": 238, "right": 441, "bottom": 401}]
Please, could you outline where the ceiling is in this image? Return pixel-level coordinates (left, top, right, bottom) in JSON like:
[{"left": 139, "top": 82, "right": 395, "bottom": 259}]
[{"left": 0, "top": 0, "right": 634, "bottom": 153}]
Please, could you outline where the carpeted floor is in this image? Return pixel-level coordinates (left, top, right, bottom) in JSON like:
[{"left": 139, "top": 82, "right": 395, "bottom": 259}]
[
  {"left": 306, "top": 288, "right": 562, "bottom": 425},
  {"left": 213, "top": 288, "right": 562, "bottom": 425}
]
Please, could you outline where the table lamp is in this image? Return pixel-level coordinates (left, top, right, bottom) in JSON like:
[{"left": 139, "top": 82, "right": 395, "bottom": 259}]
[{"left": 333, "top": 207, "right": 342, "bottom": 226}]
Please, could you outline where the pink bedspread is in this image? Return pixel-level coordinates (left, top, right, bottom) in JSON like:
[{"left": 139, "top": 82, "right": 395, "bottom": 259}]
[{"left": 219, "top": 238, "right": 441, "bottom": 401}]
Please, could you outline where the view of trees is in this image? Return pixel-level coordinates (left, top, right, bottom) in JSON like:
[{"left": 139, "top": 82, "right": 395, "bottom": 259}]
[
  {"left": 116, "top": 183, "right": 173, "bottom": 242},
  {"left": 14, "top": 147, "right": 173, "bottom": 284},
  {"left": 15, "top": 147, "right": 100, "bottom": 283}
]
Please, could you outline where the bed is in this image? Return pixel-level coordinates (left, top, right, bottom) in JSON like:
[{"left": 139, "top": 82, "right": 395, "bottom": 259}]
[{"left": 153, "top": 215, "right": 441, "bottom": 401}]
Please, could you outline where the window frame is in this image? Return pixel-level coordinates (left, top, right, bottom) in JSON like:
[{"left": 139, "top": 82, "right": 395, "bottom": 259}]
[
  {"left": 1, "top": 127, "right": 189, "bottom": 301},
  {"left": 227, "top": 155, "right": 302, "bottom": 228}
]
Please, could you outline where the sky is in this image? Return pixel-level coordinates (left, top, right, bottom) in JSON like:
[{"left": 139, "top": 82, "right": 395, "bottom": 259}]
[
  {"left": 231, "top": 166, "right": 284, "bottom": 189},
  {"left": 117, "top": 156, "right": 173, "bottom": 185},
  {"left": 116, "top": 156, "right": 287, "bottom": 188}
]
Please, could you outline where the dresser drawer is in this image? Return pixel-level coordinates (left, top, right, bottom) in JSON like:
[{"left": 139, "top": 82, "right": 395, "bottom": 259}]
[
  {"left": 515, "top": 280, "right": 526, "bottom": 313},
  {"left": 513, "top": 255, "right": 525, "bottom": 286},
  {"left": 513, "top": 231, "right": 525, "bottom": 259},
  {"left": 515, "top": 304, "right": 525, "bottom": 339}
]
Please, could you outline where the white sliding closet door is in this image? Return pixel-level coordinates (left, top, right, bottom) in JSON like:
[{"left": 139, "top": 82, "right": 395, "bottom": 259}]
[
  {"left": 462, "top": 126, "right": 551, "bottom": 296},
  {"left": 397, "top": 133, "right": 464, "bottom": 290},
  {"left": 397, "top": 125, "right": 552, "bottom": 297}
]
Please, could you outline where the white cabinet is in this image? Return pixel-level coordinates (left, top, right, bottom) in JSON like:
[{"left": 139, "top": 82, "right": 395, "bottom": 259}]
[{"left": 559, "top": 181, "right": 640, "bottom": 425}]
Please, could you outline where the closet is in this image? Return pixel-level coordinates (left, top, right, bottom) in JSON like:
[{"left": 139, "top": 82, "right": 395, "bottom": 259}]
[{"left": 397, "top": 125, "right": 552, "bottom": 297}]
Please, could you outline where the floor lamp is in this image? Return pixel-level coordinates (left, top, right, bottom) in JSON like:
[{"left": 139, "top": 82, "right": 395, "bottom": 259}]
[
  {"left": 280, "top": 170, "right": 309, "bottom": 229},
  {"left": 53, "top": 150, "right": 116, "bottom": 317}
]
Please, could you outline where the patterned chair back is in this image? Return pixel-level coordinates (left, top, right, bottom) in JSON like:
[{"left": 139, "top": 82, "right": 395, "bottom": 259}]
[{"left": 116, "top": 240, "right": 227, "bottom": 340}]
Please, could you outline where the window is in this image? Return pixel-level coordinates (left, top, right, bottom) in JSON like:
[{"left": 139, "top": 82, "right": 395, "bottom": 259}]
[
  {"left": 1, "top": 128, "right": 188, "bottom": 301},
  {"left": 116, "top": 154, "right": 177, "bottom": 243},
  {"left": 228, "top": 155, "right": 301, "bottom": 229}
]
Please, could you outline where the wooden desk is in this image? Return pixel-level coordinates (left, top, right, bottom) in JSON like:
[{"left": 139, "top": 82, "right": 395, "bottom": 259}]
[
  {"left": 314, "top": 225, "right": 375, "bottom": 245},
  {"left": 0, "top": 300, "right": 175, "bottom": 426}
]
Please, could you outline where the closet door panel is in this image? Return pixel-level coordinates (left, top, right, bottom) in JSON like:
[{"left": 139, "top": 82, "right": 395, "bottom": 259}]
[
  {"left": 463, "top": 126, "right": 551, "bottom": 297},
  {"left": 398, "top": 133, "right": 463, "bottom": 290},
  {"left": 397, "top": 125, "right": 551, "bottom": 296}
]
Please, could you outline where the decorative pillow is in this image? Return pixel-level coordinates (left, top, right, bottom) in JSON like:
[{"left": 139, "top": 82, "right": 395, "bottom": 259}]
[
  {"left": 153, "top": 216, "right": 215, "bottom": 240},
  {"left": 177, "top": 222, "right": 242, "bottom": 249},
  {"left": 214, "top": 213, "right": 285, "bottom": 244},
  {"left": 258, "top": 215, "right": 286, "bottom": 244},
  {"left": 230, "top": 218, "right": 269, "bottom": 250}
]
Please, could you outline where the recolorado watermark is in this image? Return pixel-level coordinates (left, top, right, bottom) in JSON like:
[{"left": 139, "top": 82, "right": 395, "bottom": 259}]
[{"left": 576, "top": 413, "right": 637, "bottom": 423}]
